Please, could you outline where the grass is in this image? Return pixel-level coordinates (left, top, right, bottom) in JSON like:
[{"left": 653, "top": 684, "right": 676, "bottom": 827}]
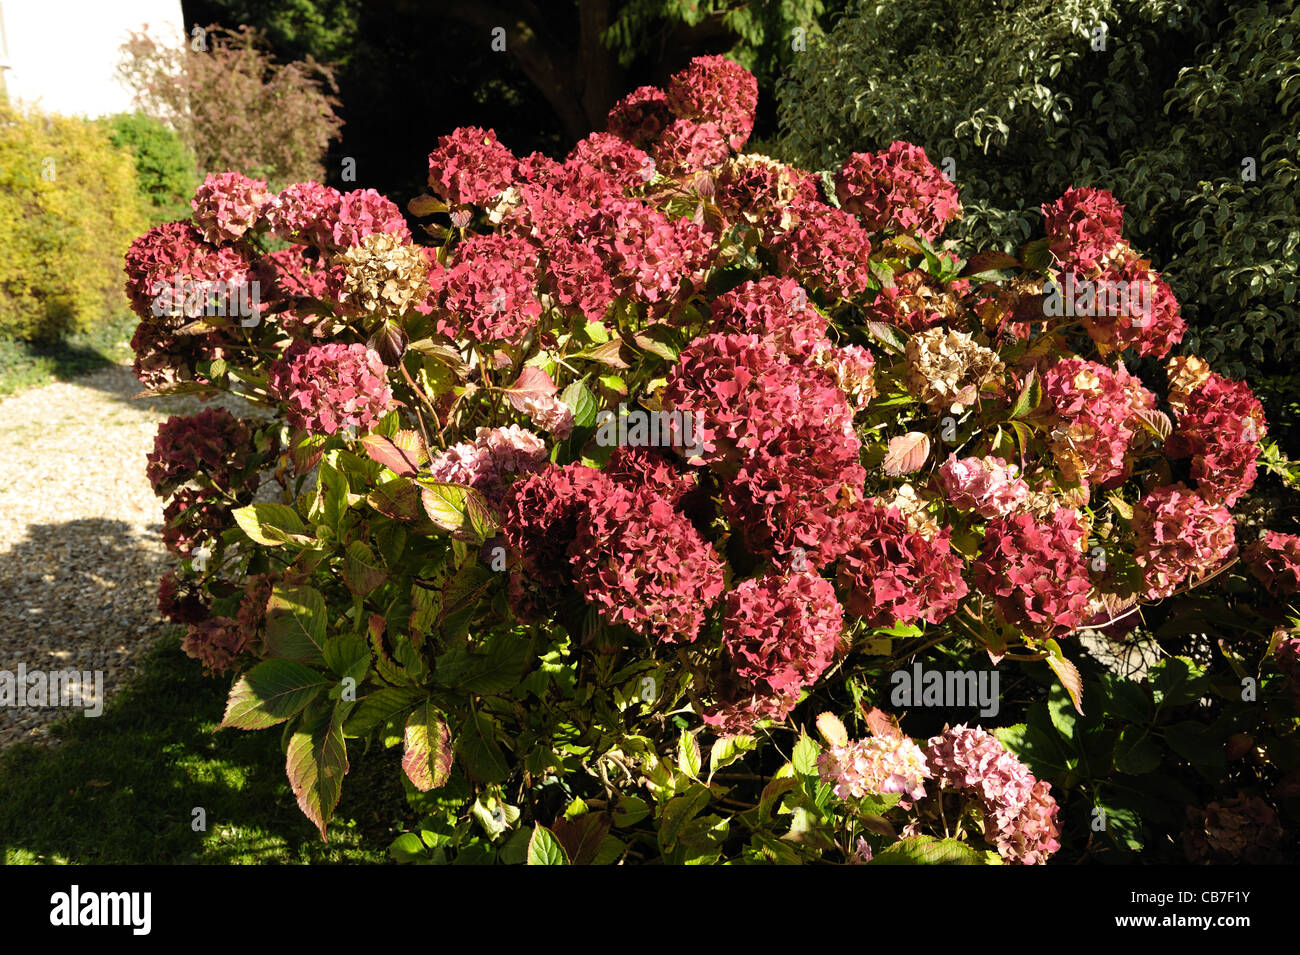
[
  {"left": 0, "top": 313, "right": 138, "bottom": 397},
  {"left": 0, "top": 635, "right": 412, "bottom": 864}
]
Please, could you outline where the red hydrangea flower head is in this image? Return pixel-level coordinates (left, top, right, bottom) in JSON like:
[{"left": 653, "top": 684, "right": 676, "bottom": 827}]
[
  {"left": 440, "top": 233, "right": 544, "bottom": 344},
  {"left": 775, "top": 205, "right": 873, "bottom": 300},
  {"left": 191, "top": 171, "right": 271, "bottom": 244},
  {"left": 1167, "top": 372, "right": 1266, "bottom": 507},
  {"left": 1131, "top": 483, "right": 1236, "bottom": 599},
  {"left": 1243, "top": 532, "right": 1300, "bottom": 597},
  {"left": 603, "top": 445, "right": 698, "bottom": 504},
  {"left": 268, "top": 342, "right": 394, "bottom": 435},
  {"left": 1077, "top": 248, "right": 1186, "bottom": 358},
  {"left": 835, "top": 141, "right": 962, "bottom": 240},
  {"left": 427, "top": 126, "right": 517, "bottom": 206},
  {"left": 1041, "top": 186, "right": 1125, "bottom": 271},
  {"left": 329, "top": 189, "right": 411, "bottom": 249},
  {"left": 973, "top": 509, "right": 1091, "bottom": 634},
  {"left": 664, "top": 55, "right": 757, "bottom": 150},
  {"left": 157, "top": 571, "right": 210, "bottom": 624},
  {"left": 709, "top": 277, "right": 828, "bottom": 356},
  {"left": 161, "top": 487, "right": 231, "bottom": 557},
  {"left": 836, "top": 501, "right": 970, "bottom": 627},
  {"left": 654, "top": 119, "right": 730, "bottom": 176},
  {"left": 182, "top": 617, "right": 247, "bottom": 675},
  {"left": 938, "top": 454, "right": 1030, "bottom": 519},
  {"left": 606, "top": 85, "right": 673, "bottom": 151},
  {"left": 1041, "top": 358, "right": 1146, "bottom": 486},
  {"left": 146, "top": 408, "right": 255, "bottom": 495},
  {"left": 567, "top": 485, "right": 725, "bottom": 644},
  {"left": 703, "top": 572, "right": 844, "bottom": 732},
  {"left": 564, "top": 131, "right": 655, "bottom": 192},
  {"left": 267, "top": 181, "right": 342, "bottom": 247}
]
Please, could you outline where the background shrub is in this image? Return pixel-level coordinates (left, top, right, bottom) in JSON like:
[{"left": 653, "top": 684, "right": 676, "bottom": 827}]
[
  {"left": 102, "top": 112, "right": 199, "bottom": 224},
  {"left": 0, "top": 105, "right": 146, "bottom": 342},
  {"left": 117, "top": 23, "right": 344, "bottom": 188},
  {"left": 775, "top": 0, "right": 1300, "bottom": 443}
]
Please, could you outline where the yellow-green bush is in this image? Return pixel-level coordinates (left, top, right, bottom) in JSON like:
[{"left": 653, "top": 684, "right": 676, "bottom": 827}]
[{"left": 0, "top": 104, "right": 147, "bottom": 341}]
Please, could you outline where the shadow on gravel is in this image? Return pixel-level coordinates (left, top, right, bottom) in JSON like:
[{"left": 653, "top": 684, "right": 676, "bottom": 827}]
[{"left": 0, "top": 635, "right": 409, "bottom": 864}]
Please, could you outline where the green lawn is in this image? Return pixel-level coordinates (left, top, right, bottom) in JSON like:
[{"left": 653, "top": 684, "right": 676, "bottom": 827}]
[
  {"left": 0, "top": 313, "right": 138, "bottom": 396},
  {"left": 0, "top": 635, "right": 409, "bottom": 864}
]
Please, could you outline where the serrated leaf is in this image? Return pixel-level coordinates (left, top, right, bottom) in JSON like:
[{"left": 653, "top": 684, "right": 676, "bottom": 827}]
[
  {"left": 1009, "top": 366, "right": 1041, "bottom": 419},
  {"left": 882, "top": 431, "right": 930, "bottom": 476},
  {"left": 526, "top": 825, "right": 569, "bottom": 865},
  {"left": 792, "top": 733, "right": 821, "bottom": 778},
  {"left": 342, "top": 687, "right": 423, "bottom": 737},
  {"left": 707, "top": 734, "right": 756, "bottom": 781},
  {"left": 232, "top": 502, "right": 310, "bottom": 546},
  {"left": 815, "top": 712, "right": 848, "bottom": 748},
  {"left": 286, "top": 706, "right": 349, "bottom": 841},
  {"left": 1114, "top": 726, "right": 1161, "bottom": 774},
  {"left": 360, "top": 430, "right": 426, "bottom": 477},
  {"left": 418, "top": 480, "right": 499, "bottom": 541},
  {"left": 402, "top": 701, "right": 454, "bottom": 791},
  {"left": 220, "top": 660, "right": 329, "bottom": 730},
  {"left": 677, "top": 730, "right": 702, "bottom": 780},
  {"left": 1133, "top": 408, "right": 1172, "bottom": 441},
  {"left": 1044, "top": 638, "right": 1084, "bottom": 715},
  {"left": 505, "top": 366, "right": 558, "bottom": 412},
  {"left": 560, "top": 380, "right": 599, "bottom": 429},
  {"left": 456, "top": 711, "right": 509, "bottom": 782},
  {"left": 552, "top": 812, "right": 612, "bottom": 866},
  {"left": 342, "top": 541, "right": 386, "bottom": 596},
  {"left": 659, "top": 784, "right": 712, "bottom": 850},
  {"left": 577, "top": 339, "right": 630, "bottom": 369},
  {"left": 869, "top": 835, "right": 982, "bottom": 865},
  {"left": 263, "top": 584, "right": 328, "bottom": 664}
]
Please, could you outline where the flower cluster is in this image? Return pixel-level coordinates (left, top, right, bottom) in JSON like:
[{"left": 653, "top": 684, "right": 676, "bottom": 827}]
[
  {"left": 145, "top": 407, "right": 255, "bottom": 495},
  {"left": 427, "top": 425, "right": 548, "bottom": 505},
  {"left": 818, "top": 733, "right": 932, "bottom": 802},
  {"left": 925, "top": 725, "right": 1061, "bottom": 864},
  {"left": 835, "top": 141, "right": 962, "bottom": 240},
  {"left": 705, "top": 572, "right": 844, "bottom": 733},
  {"left": 191, "top": 171, "right": 271, "bottom": 244},
  {"left": 269, "top": 342, "right": 394, "bottom": 436},
  {"left": 1243, "top": 532, "right": 1300, "bottom": 597},
  {"left": 974, "top": 509, "right": 1091, "bottom": 634},
  {"left": 1167, "top": 372, "right": 1266, "bottom": 507},
  {"left": 938, "top": 454, "right": 1030, "bottom": 519},
  {"left": 1183, "top": 795, "right": 1285, "bottom": 864},
  {"left": 1131, "top": 483, "right": 1236, "bottom": 599},
  {"left": 1041, "top": 358, "right": 1152, "bottom": 487},
  {"left": 905, "top": 327, "right": 1004, "bottom": 412}
]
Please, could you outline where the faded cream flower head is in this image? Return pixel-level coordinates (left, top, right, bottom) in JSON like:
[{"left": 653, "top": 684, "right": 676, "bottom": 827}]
[
  {"left": 1165, "top": 354, "right": 1212, "bottom": 414},
  {"left": 333, "top": 232, "right": 431, "bottom": 317},
  {"left": 904, "top": 327, "right": 1004, "bottom": 412}
]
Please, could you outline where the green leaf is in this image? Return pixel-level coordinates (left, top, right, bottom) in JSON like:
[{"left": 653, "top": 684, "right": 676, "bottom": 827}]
[
  {"left": 526, "top": 825, "right": 569, "bottom": 865},
  {"left": 870, "top": 836, "right": 982, "bottom": 865},
  {"left": 1044, "top": 639, "right": 1084, "bottom": 715},
  {"left": 388, "top": 832, "right": 430, "bottom": 863},
  {"left": 792, "top": 732, "right": 821, "bottom": 778},
  {"left": 232, "top": 502, "right": 310, "bottom": 546},
  {"left": 1008, "top": 366, "right": 1041, "bottom": 419},
  {"left": 1163, "top": 721, "right": 1227, "bottom": 771},
  {"left": 263, "top": 584, "right": 328, "bottom": 664},
  {"left": 1097, "top": 673, "right": 1151, "bottom": 725},
  {"left": 994, "top": 715, "right": 1075, "bottom": 786},
  {"left": 659, "top": 783, "right": 712, "bottom": 850},
  {"left": 220, "top": 660, "right": 330, "bottom": 730},
  {"left": 1046, "top": 683, "right": 1079, "bottom": 741},
  {"left": 707, "top": 734, "right": 756, "bottom": 781},
  {"left": 436, "top": 632, "right": 530, "bottom": 695},
  {"left": 678, "top": 730, "right": 702, "bottom": 780},
  {"left": 286, "top": 706, "right": 350, "bottom": 841},
  {"left": 613, "top": 795, "right": 650, "bottom": 827},
  {"left": 456, "top": 712, "right": 509, "bottom": 783},
  {"left": 417, "top": 480, "right": 499, "bottom": 542},
  {"left": 1113, "top": 726, "right": 1162, "bottom": 775},
  {"left": 1149, "top": 656, "right": 1208, "bottom": 709},
  {"left": 560, "top": 380, "right": 599, "bottom": 429},
  {"left": 342, "top": 541, "right": 386, "bottom": 596},
  {"left": 342, "top": 687, "right": 423, "bottom": 738},
  {"left": 402, "top": 701, "right": 454, "bottom": 792}
]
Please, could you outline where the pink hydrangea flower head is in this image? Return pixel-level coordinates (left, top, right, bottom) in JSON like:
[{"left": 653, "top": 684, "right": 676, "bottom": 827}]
[
  {"left": 973, "top": 509, "right": 1091, "bottom": 634},
  {"left": 328, "top": 188, "right": 411, "bottom": 249},
  {"left": 664, "top": 54, "right": 758, "bottom": 150},
  {"left": 818, "top": 735, "right": 932, "bottom": 802},
  {"left": 654, "top": 118, "right": 730, "bottom": 176},
  {"left": 835, "top": 141, "right": 962, "bottom": 240},
  {"left": 268, "top": 342, "right": 394, "bottom": 435},
  {"left": 427, "top": 425, "right": 548, "bottom": 505},
  {"left": 157, "top": 570, "right": 209, "bottom": 624},
  {"left": 709, "top": 276, "right": 828, "bottom": 356},
  {"left": 191, "top": 171, "right": 271, "bottom": 244},
  {"left": 427, "top": 126, "right": 517, "bottom": 206},
  {"left": 182, "top": 617, "right": 247, "bottom": 675},
  {"left": 938, "top": 454, "right": 1030, "bottom": 519},
  {"left": 146, "top": 407, "right": 255, "bottom": 495},
  {"left": 564, "top": 131, "right": 655, "bottom": 192},
  {"left": 267, "top": 181, "right": 342, "bottom": 246},
  {"left": 1041, "top": 186, "right": 1125, "bottom": 271},
  {"left": 1131, "top": 483, "right": 1236, "bottom": 599}
]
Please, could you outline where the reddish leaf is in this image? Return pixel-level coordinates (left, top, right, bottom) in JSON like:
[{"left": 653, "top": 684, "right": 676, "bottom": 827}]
[
  {"left": 815, "top": 712, "right": 848, "bottom": 748},
  {"left": 402, "top": 702, "right": 453, "bottom": 792},
  {"left": 361, "top": 431, "right": 425, "bottom": 477},
  {"left": 505, "top": 366, "right": 557, "bottom": 412},
  {"left": 961, "top": 250, "right": 1020, "bottom": 276},
  {"left": 882, "top": 432, "right": 930, "bottom": 476},
  {"left": 551, "top": 812, "right": 612, "bottom": 865},
  {"left": 366, "top": 477, "right": 424, "bottom": 522},
  {"left": 861, "top": 705, "right": 904, "bottom": 741}
]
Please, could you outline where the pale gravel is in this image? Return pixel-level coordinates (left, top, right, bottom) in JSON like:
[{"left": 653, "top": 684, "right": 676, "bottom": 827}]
[{"left": 0, "top": 364, "right": 263, "bottom": 749}]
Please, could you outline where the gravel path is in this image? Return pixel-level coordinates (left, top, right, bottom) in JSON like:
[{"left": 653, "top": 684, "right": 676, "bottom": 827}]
[{"left": 0, "top": 364, "right": 259, "bottom": 748}]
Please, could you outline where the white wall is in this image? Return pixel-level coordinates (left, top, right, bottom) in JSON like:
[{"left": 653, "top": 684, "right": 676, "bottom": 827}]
[{"left": 0, "top": 0, "right": 186, "bottom": 118}]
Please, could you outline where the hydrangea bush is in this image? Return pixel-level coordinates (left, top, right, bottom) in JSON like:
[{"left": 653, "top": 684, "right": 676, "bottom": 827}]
[{"left": 127, "top": 55, "right": 1300, "bottom": 864}]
